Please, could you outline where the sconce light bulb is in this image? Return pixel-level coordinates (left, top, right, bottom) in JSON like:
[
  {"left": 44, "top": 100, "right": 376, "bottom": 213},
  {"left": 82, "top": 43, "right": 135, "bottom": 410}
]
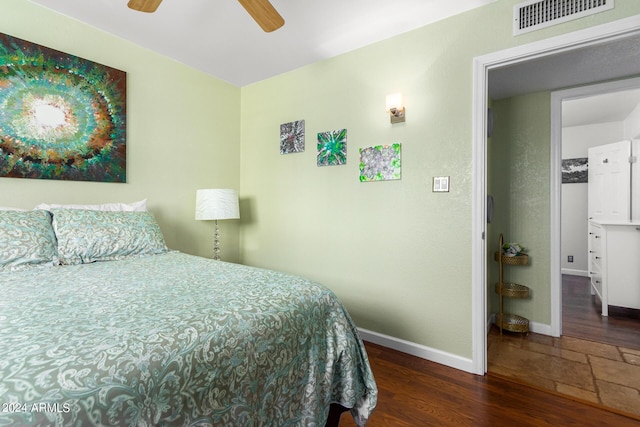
[{"left": 386, "top": 93, "right": 403, "bottom": 112}]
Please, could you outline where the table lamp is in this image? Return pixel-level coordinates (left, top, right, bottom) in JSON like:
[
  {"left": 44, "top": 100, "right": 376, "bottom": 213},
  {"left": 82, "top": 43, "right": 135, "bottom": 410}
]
[{"left": 195, "top": 189, "right": 239, "bottom": 260}]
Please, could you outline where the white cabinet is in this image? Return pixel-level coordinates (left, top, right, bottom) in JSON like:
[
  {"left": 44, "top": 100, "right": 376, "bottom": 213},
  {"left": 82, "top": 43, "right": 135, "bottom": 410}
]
[
  {"left": 587, "top": 139, "right": 640, "bottom": 316},
  {"left": 587, "top": 222, "right": 604, "bottom": 310},
  {"left": 588, "top": 220, "right": 640, "bottom": 316}
]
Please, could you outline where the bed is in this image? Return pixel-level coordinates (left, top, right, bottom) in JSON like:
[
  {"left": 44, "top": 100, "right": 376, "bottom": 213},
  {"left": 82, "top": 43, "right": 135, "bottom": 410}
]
[{"left": 0, "top": 208, "right": 377, "bottom": 426}]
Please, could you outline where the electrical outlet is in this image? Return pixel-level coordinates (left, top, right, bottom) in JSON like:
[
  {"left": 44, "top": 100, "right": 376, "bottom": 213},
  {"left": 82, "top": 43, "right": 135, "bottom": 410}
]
[{"left": 568, "top": 255, "right": 574, "bottom": 263}]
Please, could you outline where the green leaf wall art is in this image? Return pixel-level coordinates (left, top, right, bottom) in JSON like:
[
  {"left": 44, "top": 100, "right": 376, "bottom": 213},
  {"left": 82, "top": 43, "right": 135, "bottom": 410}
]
[
  {"left": 359, "top": 143, "right": 401, "bottom": 182},
  {"left": 317, "top": 129, "right": 347, "bottom": 166}
]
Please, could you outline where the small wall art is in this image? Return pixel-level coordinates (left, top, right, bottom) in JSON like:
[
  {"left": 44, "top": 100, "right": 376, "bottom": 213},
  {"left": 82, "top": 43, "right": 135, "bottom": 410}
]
[
  {"left": 280, "top": 120, "right": 305, "bottom": 154},
  {"left": 359, "top": 143, "right": 401, "bottom": 182},
  {"left": 0, "top": 32, "right": 126, "bottom": 182},
  {"left": 317, "top": 128, "right": 347, "bottom": 166},
  {"left": 562, "top": 158, "right": 588, "bottom": 183}
]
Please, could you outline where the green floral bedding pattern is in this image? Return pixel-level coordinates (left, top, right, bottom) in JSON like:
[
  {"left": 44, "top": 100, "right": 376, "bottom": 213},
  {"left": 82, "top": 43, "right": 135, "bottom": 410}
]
[
  {"left": 0, "top": 210, "right": 58, "bottom": 272},
  {"left": 0, "top": 252, "right": 377, "bottom": 426},
  {"left": 51, "top": 209, "right": 168, "bottom": 265}
]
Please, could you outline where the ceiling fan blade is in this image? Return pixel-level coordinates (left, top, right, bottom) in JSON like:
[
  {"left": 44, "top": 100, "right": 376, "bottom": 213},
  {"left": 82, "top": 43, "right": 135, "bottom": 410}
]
[
  {"left": 237, "top": 0, "right": 285, "bottom": 32},
  {"left": 127, "top": 0, "right": 163, "bottom": 13}
]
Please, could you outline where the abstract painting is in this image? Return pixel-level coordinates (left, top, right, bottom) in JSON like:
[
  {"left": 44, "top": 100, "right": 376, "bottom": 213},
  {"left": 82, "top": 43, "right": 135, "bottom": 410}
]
[
  {"left": 317, "top": 129, "right": 347, "bottom": 166},
  {"left": 0, "top": 33, "right": 126, "bottom": 182},
  {"left": 359, "top": 143, "right": 401, "bottom": 182},
  {"left": 562, "top": 158, "right": 588, "bottom": 183},
  {"left": 280, "top": 120, "right": 305, "bottom": 154}
]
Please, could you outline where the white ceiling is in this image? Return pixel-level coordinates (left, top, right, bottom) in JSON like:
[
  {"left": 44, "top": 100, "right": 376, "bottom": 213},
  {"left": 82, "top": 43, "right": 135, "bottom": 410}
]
[
  {"left": 27, "top": 0, "right": 640, "bottom": 126},
  {"left": 563, "top": 89, "right": 640, "bottom": 128},
  {"left": 28, "top": 0, "right": 495, "bottom": 86},
  {"left": 488, "top": 33, "right": 640, "bottom": 128},
  {"left": 488, "top": 34, "right": 640, "bottom": 101}
]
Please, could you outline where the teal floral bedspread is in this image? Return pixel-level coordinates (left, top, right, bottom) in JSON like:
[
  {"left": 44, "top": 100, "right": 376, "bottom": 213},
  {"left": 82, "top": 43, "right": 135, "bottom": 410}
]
[{"left": 0, "top": 253, "right": 377, "bottom": 426}]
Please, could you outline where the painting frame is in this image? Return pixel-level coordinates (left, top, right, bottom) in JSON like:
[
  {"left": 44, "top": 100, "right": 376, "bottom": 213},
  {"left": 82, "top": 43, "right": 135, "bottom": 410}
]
[
  {"left": 0, "top": 32, "right": 127, "bottom": 183},
  {"left": 359, "top": 143, "right": 402, "bottom": 182},
  {"left": 280, "top": 120, "right": 305, "bottom": 154},
  {"left": 317, "top": 129, "right": 347, "bottom": 167},
  {"left": 562, "top": 157, "right": 588, "bottom": 184}
]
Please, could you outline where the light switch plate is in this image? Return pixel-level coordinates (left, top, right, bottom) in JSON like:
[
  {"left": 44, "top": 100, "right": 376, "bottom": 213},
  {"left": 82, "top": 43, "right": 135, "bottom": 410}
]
[{"left": 433, "top": 176, "right": 450, "bottom": 192}]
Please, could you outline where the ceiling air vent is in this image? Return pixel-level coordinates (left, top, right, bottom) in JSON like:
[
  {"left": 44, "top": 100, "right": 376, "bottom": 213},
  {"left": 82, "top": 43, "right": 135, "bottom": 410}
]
[{"left": 514, "top": 0, "right": 614, "bottom": 35}]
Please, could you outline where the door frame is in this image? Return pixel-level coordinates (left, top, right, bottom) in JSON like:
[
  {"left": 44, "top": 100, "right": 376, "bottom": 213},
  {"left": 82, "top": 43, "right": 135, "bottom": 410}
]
[{"left": 471, "top": 15, "right": 640, "bottom": 375}]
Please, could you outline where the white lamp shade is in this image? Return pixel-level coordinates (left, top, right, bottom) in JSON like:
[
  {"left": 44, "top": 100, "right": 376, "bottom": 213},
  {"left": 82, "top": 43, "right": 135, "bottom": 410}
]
[{"left": 195, "top": 189, "right": 240, "bottom": 220}]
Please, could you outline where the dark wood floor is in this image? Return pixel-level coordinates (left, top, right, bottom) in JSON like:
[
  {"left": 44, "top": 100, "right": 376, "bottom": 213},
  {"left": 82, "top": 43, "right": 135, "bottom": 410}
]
[
  {"left": 339, "top": 275, "right": 640, "bottom": 426},
  {"left": 562, "top": 274, "right": 640, "bottom": 349},
  {"left": 340, "top": 341, "right": 638, "bottom": 426}
]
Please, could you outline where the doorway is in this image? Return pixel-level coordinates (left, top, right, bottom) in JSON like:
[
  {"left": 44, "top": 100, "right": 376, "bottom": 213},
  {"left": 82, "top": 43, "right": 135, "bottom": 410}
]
[
  {"left": 481, "top": 75, "right": 640, "bottom": 418},
  {"left": 471, "top": 16, "right": 640, "bottom": 375},
  {"left": 554, "top": 80, "right": 640, "bottom": 306}
]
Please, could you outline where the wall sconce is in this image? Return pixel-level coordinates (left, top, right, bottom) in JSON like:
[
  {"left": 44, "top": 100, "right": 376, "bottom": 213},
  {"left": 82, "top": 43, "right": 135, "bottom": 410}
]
[{"left": 386, "top": 93, "right": 405, "bottom": 124}]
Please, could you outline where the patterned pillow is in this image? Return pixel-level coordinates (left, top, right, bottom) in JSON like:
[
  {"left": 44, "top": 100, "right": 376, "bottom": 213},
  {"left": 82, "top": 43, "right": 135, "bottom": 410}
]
[
  {"left": 52, "top": 209, "right": 168, "bottom": 265},
  {"left": 0, "top": 210, "right": 58, "bottom": 272}
]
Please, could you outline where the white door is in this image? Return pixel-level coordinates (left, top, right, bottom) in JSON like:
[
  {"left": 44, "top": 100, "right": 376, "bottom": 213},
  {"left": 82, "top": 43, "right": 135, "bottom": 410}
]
[{"left": 588, "top": 140, "right": 631, "bottom": 222}]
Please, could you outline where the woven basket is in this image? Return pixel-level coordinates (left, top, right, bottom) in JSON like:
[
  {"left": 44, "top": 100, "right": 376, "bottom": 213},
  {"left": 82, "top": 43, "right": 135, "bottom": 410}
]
[
  {"left": 495, "top": 282, "right": 530, "bottom": 298},
  {"left": 494, "top": 252, "right": 529, "bottom": 265},
  {"left": 496, "top": 313, "right": 529, "bottom": 333}
]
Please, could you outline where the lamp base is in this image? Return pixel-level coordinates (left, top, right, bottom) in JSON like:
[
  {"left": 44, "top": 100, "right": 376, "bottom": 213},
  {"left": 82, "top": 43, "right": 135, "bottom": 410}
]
[{"left": 213, "top": 219, "right": 221, "bottom": 260}]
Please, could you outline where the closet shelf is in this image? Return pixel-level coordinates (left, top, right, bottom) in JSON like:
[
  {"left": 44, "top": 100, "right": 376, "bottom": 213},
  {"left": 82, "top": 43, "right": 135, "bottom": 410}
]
[
  {"left": 495, "top": 313, "right": 530, "bottom": 333},
  {"left": 494, "top": 252, "right": 529, "bottom": 266},
  {"left": 495, "top": 282, "right": 530, "bottom": 298},
  {"left": 495, "top": 233, "right": 530, "bottom": 334}
]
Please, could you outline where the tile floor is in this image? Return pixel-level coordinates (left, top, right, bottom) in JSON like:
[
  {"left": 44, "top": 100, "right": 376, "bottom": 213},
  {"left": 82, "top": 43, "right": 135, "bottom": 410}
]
[{"left": 487, "top": 326, "right": 640, "bottom": 420}]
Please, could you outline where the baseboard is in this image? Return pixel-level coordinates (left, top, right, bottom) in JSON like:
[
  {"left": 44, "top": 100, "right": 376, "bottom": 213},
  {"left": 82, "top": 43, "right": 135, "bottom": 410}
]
[
  {"left": 357, "top": 328, "right": 475, "bottom": 374},
  {"left": 529, "top": 320, "right": 553, "bottom": 336},
  {"left": 357, "top": 320, "right": 553, "bottom": 377},
  {"left": 561, "top": 268, "right": 588, "bottom": 277}
]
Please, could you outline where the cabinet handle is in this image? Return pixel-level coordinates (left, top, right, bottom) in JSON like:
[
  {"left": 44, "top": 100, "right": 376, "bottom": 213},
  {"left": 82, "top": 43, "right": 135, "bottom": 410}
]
[
  {"left": 594, "top": 235, "right": 600, "bottom": 239},
  {"left": 603, "top": 158, "right": 609, "bottom": 163}
]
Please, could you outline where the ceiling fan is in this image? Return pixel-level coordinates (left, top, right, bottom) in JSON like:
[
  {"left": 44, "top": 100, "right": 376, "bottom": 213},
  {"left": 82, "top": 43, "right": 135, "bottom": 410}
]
[{"left": 127, "top": 0, "right": 285, "bottom": 32}]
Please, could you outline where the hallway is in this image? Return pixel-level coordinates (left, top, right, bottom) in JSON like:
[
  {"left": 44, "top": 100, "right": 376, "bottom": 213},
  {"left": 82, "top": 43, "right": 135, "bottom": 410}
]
[{"left": 487, "top": 275, "right": 640, "bottom": 420}]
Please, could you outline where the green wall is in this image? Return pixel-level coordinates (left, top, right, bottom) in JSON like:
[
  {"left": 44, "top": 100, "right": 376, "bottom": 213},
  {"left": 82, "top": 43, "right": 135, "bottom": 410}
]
[
  {"left": 239, "top": 0, "right": 640, "bottom": 359},
  {"left": 4, "top": 0, "right": 640, "bottom": 362},
  {"left": 488, "top": 92, "right": 552, "bottom": 325},
  {"left": 0, "top": 0, "right": 242, "bottom": 262}
]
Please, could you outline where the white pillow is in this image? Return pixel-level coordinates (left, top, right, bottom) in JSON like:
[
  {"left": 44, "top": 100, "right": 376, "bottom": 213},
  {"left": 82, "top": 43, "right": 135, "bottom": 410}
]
[{"left": 34, "top": 199, "right": 147, "bottom": 212}]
